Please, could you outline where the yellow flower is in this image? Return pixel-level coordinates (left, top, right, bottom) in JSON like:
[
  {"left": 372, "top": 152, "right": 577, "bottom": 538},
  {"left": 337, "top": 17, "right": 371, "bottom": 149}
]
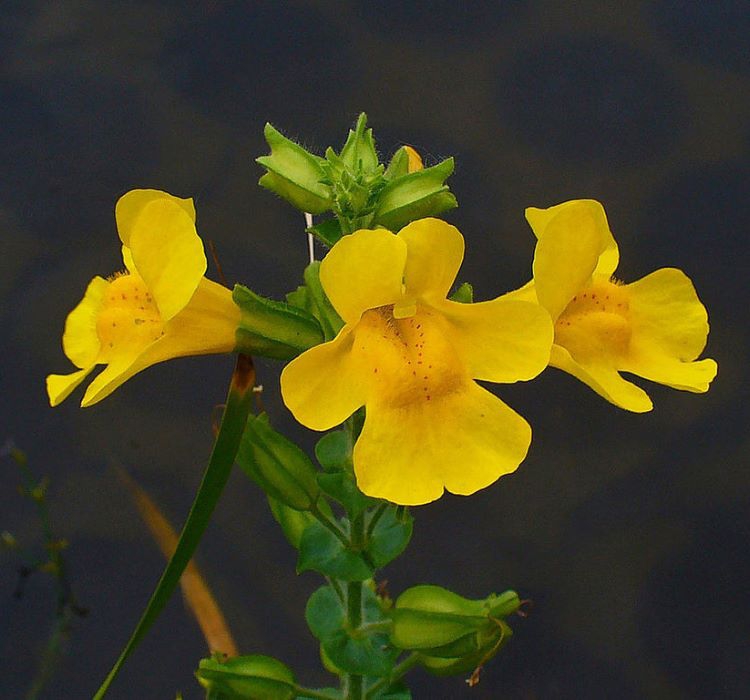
[
  {"left": 280, "top": 219, "right": 553, "bottom": 505},
  {"left": 511, "top": 199, "right": 717, "bottom": 412},
  {"left": 47, "top": 189, "right": 241, "bottom": 407}
]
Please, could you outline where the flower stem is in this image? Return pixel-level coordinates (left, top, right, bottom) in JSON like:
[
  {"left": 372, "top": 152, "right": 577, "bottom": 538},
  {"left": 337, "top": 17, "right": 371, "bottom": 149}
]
[
  {"left": 310, "top": 502, "right": 348, "bottom": 545},
  {"left": 344, "top": 511, "right": 366, "bottom": 699},
  {"left": 364, "top": 653, "right": 421, "bottom": 699}
]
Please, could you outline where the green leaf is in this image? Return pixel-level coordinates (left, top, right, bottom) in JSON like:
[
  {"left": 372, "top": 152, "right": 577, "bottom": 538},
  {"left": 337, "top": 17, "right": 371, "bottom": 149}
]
[
  {"left": 371, "top": 682, "right": 412, "bottom": 700},
  {"left": 305, "top": 585, "right": 396, "bottom": 677},
  {"left": 374, "top": 158, "right": 457, "bottom": 231},
  {"left": 317, "top": 472, "right": 376, "bottom": 518},
  {"left": 257, "top": 123, "right": 332, "bottom": 214},
  {"left": 449, "top": 282, "right": 473, "bottom": 304},
  {"left": 367, "top": 506, "right": 413, "bottom": 568},
  {"left": 233, "top": 284, "right": 323, "bottom": 359},
  {"left": 93, "top": 356, "right": 256, "bottom": 699},
  {"left": 314, "top": 431, "right": 352, "bottom": 472},
  {"left": 307, "top": 218, "right": 343, "bottom": 247},
  {"left": 297, "top": 520, "right": 372, "bottom": 581},
  {"left": 196, "top": 654, "right": 296, "bottom": 700}
]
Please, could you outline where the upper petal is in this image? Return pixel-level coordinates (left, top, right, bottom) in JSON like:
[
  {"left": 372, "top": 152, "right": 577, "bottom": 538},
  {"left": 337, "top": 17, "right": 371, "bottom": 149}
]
[
  {"left": 115, "top": 189, "right": 196, "bottom": 248},
  {"left": 627, "top": 268, "right": 710, "bottom": 361},
  {"left": 127, "top": 197, "right": 207, "bottom": 321},
  {"left": 529, "top": 200, "right": 612, "bottom": 320},
  {"left": 353, "top": 381, "right": 531, "bottom": 505},
  {"left": 398, "top": 218, "right": 464, "bottom": 301},
  {"left": 437, "top": 297, "right": 553, "bottom": 383},
  {"left": 280, "top": 327, "right": 367, "bottom": 430},
  {"left": 320, "top": 228, "right": 407, "bottom": 325},
  {"left": 62, "top": 276, "right": 109, "bottom": 368},
  {"left": 550, "top": 344, "right": 653, "bottom": 412}
]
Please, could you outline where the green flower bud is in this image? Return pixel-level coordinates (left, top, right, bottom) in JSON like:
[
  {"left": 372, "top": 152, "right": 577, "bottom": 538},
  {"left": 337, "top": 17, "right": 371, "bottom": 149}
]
[
  {"left": 233, "top": 284, "right": 324, "bottom": 360},
  {"left": 389, "top": 585, "right": 489, "bottom": 652},
  {"left": 339, "top": 113, "right": 380, "bottom": 175},
  {"left": 237, "top": 413, "right": 320, "bottom": 511},
  {"left": 267, "top": 495, "right": 316, "bottom": 549},
  {"left": 256, "top": 123, "right": 332, "bottom": 214},
  {"left": 196, "top": 654, "right": 296, "bottom": 700},
  {"left": 373, "top": 158, "right": 457, "bottom": 231}
]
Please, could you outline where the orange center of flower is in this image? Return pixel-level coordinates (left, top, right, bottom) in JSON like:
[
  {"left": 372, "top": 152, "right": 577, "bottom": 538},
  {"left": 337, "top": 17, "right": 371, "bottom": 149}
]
[
  {"left": 96, "top": 273, "right": 164, "bottom": 361},
  {"left": 554, "top": 279, "right": 631, "bottom": 361},
  {"left": 351, "top": 304, "right": 464, "bottom": 406}
]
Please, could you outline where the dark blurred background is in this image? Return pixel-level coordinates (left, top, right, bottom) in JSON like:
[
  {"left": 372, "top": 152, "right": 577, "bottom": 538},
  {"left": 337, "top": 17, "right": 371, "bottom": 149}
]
[{"left": 1, "top": 1, "right": 748, "bottom": 698}]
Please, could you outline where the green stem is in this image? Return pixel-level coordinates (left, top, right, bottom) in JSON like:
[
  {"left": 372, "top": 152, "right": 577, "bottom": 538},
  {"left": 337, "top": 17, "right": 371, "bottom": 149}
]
[
  {"left": 310, "top": 502, "right": 349, "bottom": 545},
  {"left": 364, "top": 653, "right": 421, "bottom": 699},
  {"left": 344, "top": 511, "right": 366, "bottom": 700}
]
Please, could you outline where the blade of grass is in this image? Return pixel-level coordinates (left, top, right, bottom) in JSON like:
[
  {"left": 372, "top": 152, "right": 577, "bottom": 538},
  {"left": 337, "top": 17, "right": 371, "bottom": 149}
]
[
  {"left": 93, "top": 355, "right": 255, "bottom": 699},
  {"left": 116, "top": 465, "right": 239, "bottom": 658}
]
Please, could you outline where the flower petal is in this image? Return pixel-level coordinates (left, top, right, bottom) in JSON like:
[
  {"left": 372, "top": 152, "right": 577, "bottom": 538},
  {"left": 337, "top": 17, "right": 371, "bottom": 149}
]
[
  {"left": 320, "top": 228, "right": 407, "bottom": 324},
  {"left": 622, "top": 352, "right": 717, "bottom": 394},
  {"left": 128, "top": 197, "right": 207, "bottom": 321},
  {"left": 549, "top": 344, "right": 653, "bottom": 412},
  {"left": 62, "top": 276, "right": 109, "bottom": 368},
  {"left": 79, "top": 278, "right": 239, "bottom": 407},
  {"left": 437, "top": 297, "right": 552, "bottom": 383},
  {"left": 115, "top": 189, "right": 196, "bottom": 248},
  {"left": 627, "top": 268, "right": 710, "bottom": 361},
  {"left": 530, "top": 200, "right": 611, "bottom": 320},
  {"left": 353, "top": 382, "right": 531, "bottom": 505},
  {"left": 46, "top": 367, "right": 95, "bottom": 407},
  {"left": 398, "top": 218, "right": 464, "bottom": 301},
  {"left": 281, "top": 327, "right": 367, "bottom": 430}
]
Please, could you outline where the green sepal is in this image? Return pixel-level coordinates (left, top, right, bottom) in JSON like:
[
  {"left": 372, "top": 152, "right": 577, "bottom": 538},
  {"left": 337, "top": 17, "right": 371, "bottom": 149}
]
[
  {"left": 317, "top": 472, "right": 376, "bottom": 519},
  {"left": 303, "top": 262, "right": 344, "bottom": 340},
  {"left": 257, "top": 123, "right": 332, "bottom": 214},
  {"left": 196, "top": 654, "right": 296, "bottom": 700},
  {"left": 297, "top": 520, "right": 372, "bottom": 581},
  {"left": 307, "top": 218, "right": 343, "bottom": 247},
  {"left": 366, "top": 506, "right": 413, "bottom": 568},
  {"left": 373, "top": 158, "right": 457, "bottom": 231},
  {"left": 339, "top": 113, "right": 379, "bottom": 175},
  {"left": 267, "top": 495, "right": 316, "bottom": 550},
  {"left": 418, "top": 619, "right": 513, "bottom": 677},
  {"left": 487, "top": 589, "right": 522, "bottom": 618},
  {"left": 233, "top": 284, "right": 323, "bottom": 359},
  {"left": 285, "top": 285, "right": 309, "bottom": 312},
  {"left": 314, "top": 430, "right": 353, "bottom": 472},
  {"left": 449, "top": 282, "right": 473, "bottom": 304},
  {"left": 305, "top": 585, "right": 396, "bottom": 677},
  {"left": 383, "top": 147, "right": 410, "bottom": 181},
  {"left": 237, "top": 413, "right": 320, "bottom": 511}
]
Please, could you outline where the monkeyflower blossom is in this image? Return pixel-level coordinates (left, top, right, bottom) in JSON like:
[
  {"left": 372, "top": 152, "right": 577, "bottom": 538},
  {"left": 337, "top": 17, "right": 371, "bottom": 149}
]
[
  {"left": 511, "top": 199, "right": 717, "bottom": 412},
  {"left": 281, "top": 219, "right": 553, "bottom": 505},
  {"left": 47, "top": 190, "right": 240, "bottom": 407}
]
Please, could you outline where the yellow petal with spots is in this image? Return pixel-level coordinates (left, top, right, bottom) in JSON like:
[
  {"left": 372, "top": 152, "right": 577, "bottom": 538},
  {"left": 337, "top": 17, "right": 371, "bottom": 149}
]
[
  {"left": 627, "top": 268, "right": 710, "bottom": 361},
  {"left": 531, "top": 201, "right": 609, "bottom": 320},
  {"left": 61, "top": 276, "right": 108, "bottom": 368},
  {"left": 320, "top": 228, "right": 407, "bottom": 325},
  {"left": 399, "top": 218, "right": 464, "bottom": 302},
  {"left": 80, "top": 279, "right": 239, "bottom": 407},
  {"left": 281, "top": 328, "right": 366, "bottom": 430},
  {"left": 128, "top": 198, "right": 206, "bottom": 322},
  {"left": 354, "top": 382, "right": 531, "bottom": 505},
  {"left": 550, "top": 345, "right": 653, "bottom": 412},
  {"left": 46, "top": 367, "right": 95, "bottom": 407},
  {"left": 437, "top": 297, "right": 552, "bottom": 383},
  {"left": 115, "top": 189, "right": 196, "bottom": 248}
]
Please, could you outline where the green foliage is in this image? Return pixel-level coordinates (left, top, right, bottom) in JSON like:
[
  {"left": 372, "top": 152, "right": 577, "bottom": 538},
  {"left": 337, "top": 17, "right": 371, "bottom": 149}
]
[
  {"left": 303, "top": 263, "right": 344, "bottom": 341},
  {"left": 305, "top": 585, "right": 396, "bottom": 677},
  {"left": 233, "top": 284, "right": 323, "bottom": 359},
  {"left": 257, "top": 123, "right": 332, "bottom": 214},
  {"left": 297, "top": 520, "right": 373, "bottom": 581},
  {"left": 449, "top": 281, "right": 474, "bottom": 303},
  {"left": 366, "top": 507, "right": 413, "bottom": 569},
  {"left": 314, "top": 431, "right": 353, "bottom": 472},
  {"left": 196, "top": 654, "right": 296, "bottom": 700}
]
